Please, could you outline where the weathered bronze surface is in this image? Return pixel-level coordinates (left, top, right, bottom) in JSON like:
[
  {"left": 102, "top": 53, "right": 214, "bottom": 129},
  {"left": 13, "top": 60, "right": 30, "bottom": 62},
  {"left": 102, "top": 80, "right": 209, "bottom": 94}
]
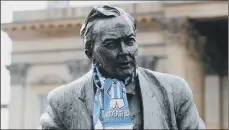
[{"left": 39, "top": 5, "right": 205, "bottom": 129}]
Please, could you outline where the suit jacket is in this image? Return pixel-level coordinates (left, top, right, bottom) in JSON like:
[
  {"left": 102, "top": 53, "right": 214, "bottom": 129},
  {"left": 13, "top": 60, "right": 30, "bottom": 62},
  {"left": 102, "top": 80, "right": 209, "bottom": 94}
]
[{"left": 39, "top": 67, "right": 205, "bottom": 129}]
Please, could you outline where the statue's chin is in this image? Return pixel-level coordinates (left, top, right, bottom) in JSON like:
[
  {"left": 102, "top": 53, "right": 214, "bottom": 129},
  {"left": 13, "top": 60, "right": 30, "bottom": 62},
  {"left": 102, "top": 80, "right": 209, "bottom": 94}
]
[
  {"left": 98, "top": 66, "right": 135, "bottom": 80},
  {"left": 115, "top": 68, "right": 135, "bottom": 79}
]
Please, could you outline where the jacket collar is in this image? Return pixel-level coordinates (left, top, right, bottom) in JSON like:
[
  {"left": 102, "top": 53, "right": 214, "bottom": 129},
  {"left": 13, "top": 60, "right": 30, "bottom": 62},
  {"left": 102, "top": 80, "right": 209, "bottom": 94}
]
[
  {"left": 77, "top": 67, "right": 160, "bottom": 128},
  {"left": 77, "top": 67, "right": 156, "bottom": 101}
]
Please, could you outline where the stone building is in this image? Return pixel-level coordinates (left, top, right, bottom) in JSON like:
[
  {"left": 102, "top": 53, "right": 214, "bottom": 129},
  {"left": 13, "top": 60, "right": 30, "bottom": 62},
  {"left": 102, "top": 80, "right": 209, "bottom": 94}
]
[{"left": 1, "top": 1, "right": 228, "bottom": 129}]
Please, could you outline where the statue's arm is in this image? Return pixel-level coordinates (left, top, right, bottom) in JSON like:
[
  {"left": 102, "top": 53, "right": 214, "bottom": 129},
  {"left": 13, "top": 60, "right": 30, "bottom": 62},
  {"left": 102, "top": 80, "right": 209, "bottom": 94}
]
[
  {"left": 39, "top": 93, "right": 66, "bottom": 129},
  {"left": 174, "top": 79, "right": 206, "bottom": 129}
]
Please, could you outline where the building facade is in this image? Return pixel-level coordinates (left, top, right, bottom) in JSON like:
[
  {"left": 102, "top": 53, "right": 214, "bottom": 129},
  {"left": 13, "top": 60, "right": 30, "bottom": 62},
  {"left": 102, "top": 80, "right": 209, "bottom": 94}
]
[{"left": 1, "top": 1, "right": 228, "bottom": 129}]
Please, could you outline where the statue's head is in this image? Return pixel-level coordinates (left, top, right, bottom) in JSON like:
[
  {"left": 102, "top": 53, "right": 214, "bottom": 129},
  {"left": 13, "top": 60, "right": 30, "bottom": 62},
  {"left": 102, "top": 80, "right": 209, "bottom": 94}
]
[{"left": 80, "top": 5, "right": 138, "bottom": 79}]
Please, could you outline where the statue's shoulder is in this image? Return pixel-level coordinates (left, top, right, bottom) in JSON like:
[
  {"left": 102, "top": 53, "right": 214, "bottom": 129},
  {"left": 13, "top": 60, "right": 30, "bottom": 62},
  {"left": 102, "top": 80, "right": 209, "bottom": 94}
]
[
  {"left": 139, "top": 67, "right": 189, "bottom": 93},
  {"left": 139, "top": 67, "right": 183, "bottom": 81},
  {"left": 47, "top": 70, "right": 92, "bottom": 103}
]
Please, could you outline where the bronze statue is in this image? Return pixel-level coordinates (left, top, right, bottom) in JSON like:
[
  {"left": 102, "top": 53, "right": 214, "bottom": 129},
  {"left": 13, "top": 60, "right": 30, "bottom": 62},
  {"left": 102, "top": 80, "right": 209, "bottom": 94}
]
[{"left": 39, "top": 5, "right": 205, "bottom": 129}]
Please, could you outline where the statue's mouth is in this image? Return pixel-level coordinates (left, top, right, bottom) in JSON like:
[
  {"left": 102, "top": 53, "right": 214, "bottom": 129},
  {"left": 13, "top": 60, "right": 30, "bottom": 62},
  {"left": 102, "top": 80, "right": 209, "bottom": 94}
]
[{"left": 119, "top": 61, "right": 132, "bottom": 69}]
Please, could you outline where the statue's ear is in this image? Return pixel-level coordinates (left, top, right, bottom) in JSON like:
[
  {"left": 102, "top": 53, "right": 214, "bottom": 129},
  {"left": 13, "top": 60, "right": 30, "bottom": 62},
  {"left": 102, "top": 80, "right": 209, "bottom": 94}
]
[{"left": 85, "top": 49, "right": 93, "bottom": 61}]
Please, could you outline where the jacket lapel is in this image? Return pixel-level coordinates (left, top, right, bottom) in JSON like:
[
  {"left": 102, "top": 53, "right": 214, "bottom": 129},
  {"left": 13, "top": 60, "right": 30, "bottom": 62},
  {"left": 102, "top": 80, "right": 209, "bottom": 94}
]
[
  {"left": 137, "top": 67, "right": 163, "bottom": 129},
  {"left": 77, "top": 70, "right": 94, "bottom": 129},
  {"left": 76, "top": 68, "right": 167, "bottom": 129}
]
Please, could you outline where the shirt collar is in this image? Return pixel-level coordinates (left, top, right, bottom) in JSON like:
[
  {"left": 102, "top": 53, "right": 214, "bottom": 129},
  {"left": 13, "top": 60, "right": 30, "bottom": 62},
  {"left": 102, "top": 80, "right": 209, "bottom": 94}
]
[{"left": 125, "top": 82, "right": 136, "bottom": 95}]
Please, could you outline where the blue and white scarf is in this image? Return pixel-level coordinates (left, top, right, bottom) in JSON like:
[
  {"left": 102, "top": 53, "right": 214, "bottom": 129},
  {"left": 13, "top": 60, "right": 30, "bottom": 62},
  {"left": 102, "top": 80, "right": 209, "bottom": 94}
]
[{"left": 93, "top": 64, "right": 134, "bottom": 129}]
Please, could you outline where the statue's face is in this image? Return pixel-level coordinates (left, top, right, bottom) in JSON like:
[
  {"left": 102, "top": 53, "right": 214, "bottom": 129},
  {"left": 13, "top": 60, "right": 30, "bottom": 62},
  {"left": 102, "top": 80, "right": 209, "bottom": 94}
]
[{"left": 92, "top": 16, "right": 138, "bottom": 79}]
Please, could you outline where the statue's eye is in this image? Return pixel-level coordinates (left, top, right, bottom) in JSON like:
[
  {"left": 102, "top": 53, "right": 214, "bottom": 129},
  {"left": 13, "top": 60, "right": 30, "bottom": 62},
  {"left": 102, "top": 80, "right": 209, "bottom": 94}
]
[
  {"left": 125, "top": 38, "right": 135, "bottom": 46},
  {"left": 105, "top": 42, "right": 116, "bottom": 49}
]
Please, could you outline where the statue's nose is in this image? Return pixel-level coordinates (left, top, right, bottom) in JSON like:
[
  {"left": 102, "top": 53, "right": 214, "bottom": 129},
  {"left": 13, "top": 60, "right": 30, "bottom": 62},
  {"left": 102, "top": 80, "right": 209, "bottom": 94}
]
[{"left": 120, "top": 42, "right": 128, "bottom": 54}]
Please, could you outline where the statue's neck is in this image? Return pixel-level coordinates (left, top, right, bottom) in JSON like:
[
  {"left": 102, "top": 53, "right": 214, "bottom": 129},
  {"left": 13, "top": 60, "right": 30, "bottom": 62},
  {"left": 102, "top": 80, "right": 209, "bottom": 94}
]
[{"left": 96, "top": 65, "right": 136, "bottom": 84}]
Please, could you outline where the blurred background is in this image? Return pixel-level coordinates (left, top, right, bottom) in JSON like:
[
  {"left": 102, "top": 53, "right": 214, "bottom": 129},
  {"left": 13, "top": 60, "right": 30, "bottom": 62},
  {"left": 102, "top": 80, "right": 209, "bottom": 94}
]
[{"left": 1, "top": 1, "right": 228, "bottom": 129}]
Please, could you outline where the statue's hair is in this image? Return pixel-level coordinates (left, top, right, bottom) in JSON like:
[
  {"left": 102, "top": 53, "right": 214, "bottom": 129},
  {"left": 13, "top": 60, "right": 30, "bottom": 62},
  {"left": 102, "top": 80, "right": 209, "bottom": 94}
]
[{"left": 80, "top": 5, "right": 136, "bottom": 56}]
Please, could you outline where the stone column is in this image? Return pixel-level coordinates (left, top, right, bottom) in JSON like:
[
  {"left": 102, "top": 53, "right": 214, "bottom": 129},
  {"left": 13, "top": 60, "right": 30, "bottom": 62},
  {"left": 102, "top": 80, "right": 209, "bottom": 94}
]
[
  {"left": 222, "top": 76, "right": 228, "bottom": 129},
  {"left": 159, "top": 17, "right": 206, "bottom": 119},
  {"left": 6, "top": 63, "right": 30, "bottom": 129}
]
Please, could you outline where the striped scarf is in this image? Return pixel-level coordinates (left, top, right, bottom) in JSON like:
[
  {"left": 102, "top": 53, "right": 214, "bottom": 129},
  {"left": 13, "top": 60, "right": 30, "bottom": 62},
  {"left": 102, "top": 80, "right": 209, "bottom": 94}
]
[{"left": 92, "top": 64, "right": 134, "bottom": 129}]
